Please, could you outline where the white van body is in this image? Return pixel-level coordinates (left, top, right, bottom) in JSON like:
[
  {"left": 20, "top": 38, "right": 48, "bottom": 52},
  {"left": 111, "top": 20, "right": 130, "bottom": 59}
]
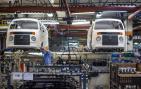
[
  {"left": 87, "top": 18, "right": 125, "bottom": 52},
  {"left": 6, "top": 18, "right": 48, "bottom": 50}
]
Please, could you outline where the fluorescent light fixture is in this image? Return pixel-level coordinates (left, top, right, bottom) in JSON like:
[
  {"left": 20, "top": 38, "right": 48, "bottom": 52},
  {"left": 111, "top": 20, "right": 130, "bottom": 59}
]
[
  {"left": 47, "top": 13, "right": 53, "bottom": 17},
  {"left": 41, "top": 20, "right": 59, "bottom": 24},
  {"left": 72, "top": 22, "right": 90, "bottom": 25},
  {"left": 120, "top": 5, "right": 136, "bottom": 7},
  {"left": 71, "top": 12, "right": 95, "bottom": 15},
  {"left": 102, "top": 11, "right": 127, "bottom": 13},
  {"left": 20, "top": 13, "right": 44, "bottom": 15},
  {"left": 109, "top": 4, "right": 136, "bottom": 7},
  {"left": 134, "top": 42, "right": 139, "bottom": 45},
  {"left": 72, "top": 20, "right": 90, "bottom": 25}
]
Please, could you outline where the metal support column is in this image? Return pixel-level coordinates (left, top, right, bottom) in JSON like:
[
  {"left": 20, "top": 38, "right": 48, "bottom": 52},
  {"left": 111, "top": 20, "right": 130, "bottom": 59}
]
[{"left": 81, "top": 73, "right": 88, "bottom": 89}]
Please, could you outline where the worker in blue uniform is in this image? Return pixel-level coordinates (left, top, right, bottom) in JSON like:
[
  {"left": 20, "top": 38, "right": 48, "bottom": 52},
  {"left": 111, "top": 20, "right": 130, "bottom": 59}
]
[{"left": 40, "top": 44, "right": 52, "bottom": 65}]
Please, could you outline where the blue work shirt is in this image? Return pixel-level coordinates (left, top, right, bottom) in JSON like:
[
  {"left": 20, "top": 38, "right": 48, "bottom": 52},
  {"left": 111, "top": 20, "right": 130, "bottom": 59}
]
[{"left": 42, "top": 50, "right": 52, "bottom": 65}]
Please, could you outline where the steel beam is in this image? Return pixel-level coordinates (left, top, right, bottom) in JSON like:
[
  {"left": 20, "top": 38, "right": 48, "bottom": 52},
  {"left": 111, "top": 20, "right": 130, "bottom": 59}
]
[
  {"left": 0, "top": 6, "right": 139, "bottom": 13},
  {"left": 0, "top": 6, "right": 61, "bottom": 13},
  {"left": 69, "top": 5, "right": 139, "bottom": 13}
]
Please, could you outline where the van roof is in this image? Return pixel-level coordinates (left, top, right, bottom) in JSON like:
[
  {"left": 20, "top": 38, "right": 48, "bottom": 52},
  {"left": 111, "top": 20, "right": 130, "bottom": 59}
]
[
  {"left": 12, "top": 18, "right": 39, "bottom": 22},
  {"left": 95, "top": 18, "right": 122, "bottom": 22}
]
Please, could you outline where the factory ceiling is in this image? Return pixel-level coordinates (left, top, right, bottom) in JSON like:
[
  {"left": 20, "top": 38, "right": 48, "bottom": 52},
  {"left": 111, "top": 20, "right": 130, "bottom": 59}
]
[{"left": 0, "top": 0, "right": 141, "bottom": 36}]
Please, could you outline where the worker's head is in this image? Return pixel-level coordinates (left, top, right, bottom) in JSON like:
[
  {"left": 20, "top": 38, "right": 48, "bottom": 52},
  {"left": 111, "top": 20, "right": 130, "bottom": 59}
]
[{"left": 44, "top": 46, "right": 48, "bottom": 51}]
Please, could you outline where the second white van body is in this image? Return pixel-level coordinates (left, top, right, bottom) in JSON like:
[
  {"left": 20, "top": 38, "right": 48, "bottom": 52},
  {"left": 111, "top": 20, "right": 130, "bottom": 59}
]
[{"left": 87, "top": 18, "right": 125, "bottom": 52}]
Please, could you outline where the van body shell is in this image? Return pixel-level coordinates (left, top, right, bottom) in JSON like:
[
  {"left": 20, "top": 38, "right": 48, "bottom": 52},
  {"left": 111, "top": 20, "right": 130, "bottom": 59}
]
[
  {"left": 87, "top": 18, "right": 125, "bottom": 52},
  {"left": 6, "top": 18, "right": 48, "bottom": 50}
]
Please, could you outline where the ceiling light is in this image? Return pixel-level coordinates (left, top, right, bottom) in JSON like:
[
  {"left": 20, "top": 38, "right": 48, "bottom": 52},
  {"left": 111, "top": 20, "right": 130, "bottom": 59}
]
[
  {"left": 71, "top": 12, "right": 95, "bottom": 15},
  {"left": 72, "top": 20, "right": 90, "bottom": 25},
  {"left": 47, "top": 13, "right": 53, "bottom": 17}
]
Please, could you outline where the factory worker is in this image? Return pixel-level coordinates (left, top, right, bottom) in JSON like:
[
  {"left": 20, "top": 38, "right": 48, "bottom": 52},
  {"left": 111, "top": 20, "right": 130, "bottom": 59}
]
[{"left": 41, "top": 44, "right": 52, "bottom": 65}]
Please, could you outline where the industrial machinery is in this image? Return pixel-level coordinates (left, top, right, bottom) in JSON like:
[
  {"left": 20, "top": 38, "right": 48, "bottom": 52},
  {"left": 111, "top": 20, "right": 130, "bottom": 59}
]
[{"left": 10, "top": 64, "right": 88, "bottom": 89}]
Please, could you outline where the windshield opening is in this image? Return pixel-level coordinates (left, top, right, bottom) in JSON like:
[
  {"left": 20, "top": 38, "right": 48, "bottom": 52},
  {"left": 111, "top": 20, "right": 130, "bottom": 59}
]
[
  {"left": 10, "top": 20, "right": 38, "bottom": 29},
  {"left": 95, "top": 20, "right": 124, "bottom": 30}
]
